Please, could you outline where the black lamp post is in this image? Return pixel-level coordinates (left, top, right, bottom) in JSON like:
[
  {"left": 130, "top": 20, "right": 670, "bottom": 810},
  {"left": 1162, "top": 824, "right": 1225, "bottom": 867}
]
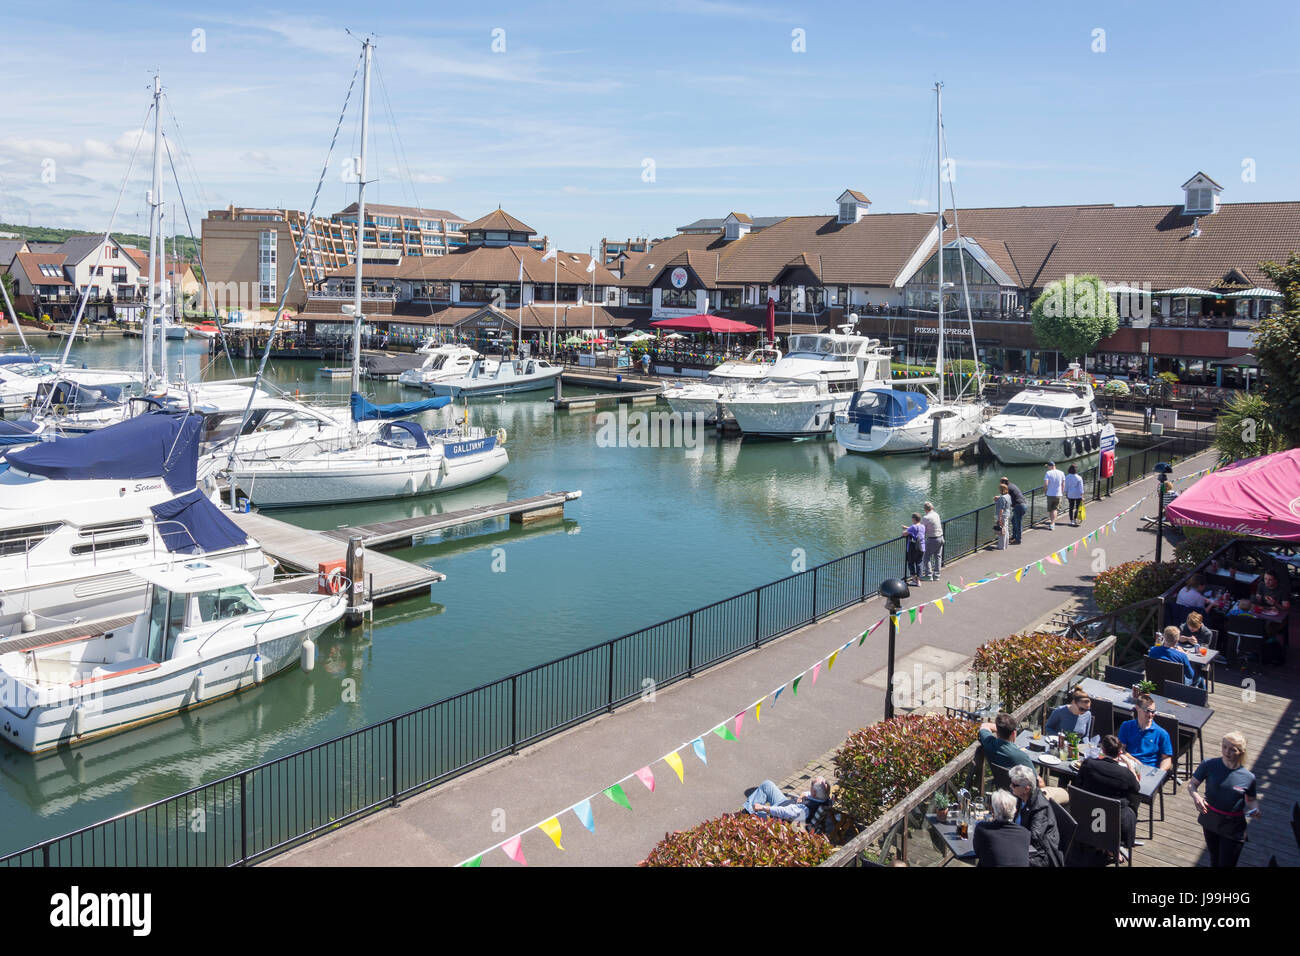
[
  {"left": 881, "top": 577, "right": 911, "bottom": 720},
  {"left": 1154, "top": 462, "right": 1173, "bottom": 563}
]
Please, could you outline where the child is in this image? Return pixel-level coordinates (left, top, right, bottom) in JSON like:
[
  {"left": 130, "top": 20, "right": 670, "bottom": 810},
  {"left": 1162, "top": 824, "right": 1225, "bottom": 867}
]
[{"left": 1227, "top": 597, "right": 1253, "bottom": 617}]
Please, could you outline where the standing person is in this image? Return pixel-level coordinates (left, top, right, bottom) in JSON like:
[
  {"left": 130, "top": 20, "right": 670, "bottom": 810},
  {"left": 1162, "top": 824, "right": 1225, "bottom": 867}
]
[
  {"left": 921, "top": 501, "right": 944, "bottom": 581},
  {"left": 994, "top": 485, "right": 1011, "bottom": 550},
  {"left": 902, "top": 512, "right": 926, "bottom": 587},
  {"left": 1003, "top": 477, "right": 1027, "bottom": 544},
  {"left": 1043, "top": 462, "right": 1065, "bottom": 530},
  {"left": 1187, "top": 733, "right": 1259, "bottom": 868},
  {"left": 1064, "top": 464, "right": 1085, "bottom": 527}
]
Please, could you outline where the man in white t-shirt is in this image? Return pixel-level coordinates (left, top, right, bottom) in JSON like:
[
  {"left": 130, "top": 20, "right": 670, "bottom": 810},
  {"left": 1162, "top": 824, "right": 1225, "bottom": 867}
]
[
  {"left": 921, "top": 501, "right": 944, "bottom": 581},
  {"left": 1043, "top": 462, "right": 1065, "bottom": 530}
]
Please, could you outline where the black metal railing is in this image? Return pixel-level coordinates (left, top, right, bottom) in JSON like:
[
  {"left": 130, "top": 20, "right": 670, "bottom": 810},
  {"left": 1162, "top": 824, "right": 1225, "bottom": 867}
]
[{"left": 0, "top": 429, "right": 1217, "bottom": 867}]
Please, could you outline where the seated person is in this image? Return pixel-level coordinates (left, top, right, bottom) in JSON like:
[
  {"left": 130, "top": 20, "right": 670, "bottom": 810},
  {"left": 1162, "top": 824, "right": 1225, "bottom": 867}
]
[
  {"left": 1179, "top": 610, "right": 1215, "bottom": 647},
  {"left": 1008, "top": 764, "right": 1064, "bottom": 867},
  {"left": 1175, "top": 575, "right": 1209, "bottom": 610},
  {"left": 1148, "top": 625, "right": 1205, "bottom": 688},
  {"left": 1044, "top": 686, "right": 1094, "bottom": 739},
  {"left": 972, "top": 789, "right": 1030, "bottom": 868},
  {"left": 1253, "top": 571, "right": 1291, "bottom": 615},
  {"left": 979, "top": 712, "right": 1068, "bottom": 803},
  {"left": 1117, "top": 694, "right": 1174, "bottom": 773},
  {"left": 1075, "top": 734, "right": 1140, "bottom": 848},
  {"left": 1227, "top": 597, "right": 1254, "bottom": 617},
  {"left": 743, "top": 776, "right": 831, "bottom": 828}
]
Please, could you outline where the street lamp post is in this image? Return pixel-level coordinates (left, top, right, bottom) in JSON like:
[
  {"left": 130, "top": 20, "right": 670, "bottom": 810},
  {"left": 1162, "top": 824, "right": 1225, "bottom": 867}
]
[
  {"left": 1154, "top": 462, "right": 1173, "bottom": 563},
  {"left": 881, "top": 578, "right": 911, "bottom": 720}
]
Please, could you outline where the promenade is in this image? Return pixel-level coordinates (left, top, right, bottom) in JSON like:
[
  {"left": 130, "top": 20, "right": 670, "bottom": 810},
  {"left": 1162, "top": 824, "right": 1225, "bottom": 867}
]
[{"left": 272, "top": 451, "right": 1217, "bottom": 868}]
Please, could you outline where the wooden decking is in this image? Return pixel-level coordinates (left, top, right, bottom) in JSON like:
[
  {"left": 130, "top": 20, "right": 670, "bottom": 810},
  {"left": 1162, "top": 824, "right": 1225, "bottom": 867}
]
[
  {"left": 321, "top": 491, "right": 582, "bottom": 549},
  {"left": 0, "top": 614, "right": 136, "bottom": 653}
]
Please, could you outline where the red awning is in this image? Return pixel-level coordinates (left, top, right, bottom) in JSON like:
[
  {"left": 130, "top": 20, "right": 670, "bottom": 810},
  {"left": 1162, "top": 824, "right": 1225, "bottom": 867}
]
[
  {"left": 650, "top": 314, "right": 760, "bottom": 334},
  {"left": 1165, "top": 449, "right": 1300, "bottom": 541}
]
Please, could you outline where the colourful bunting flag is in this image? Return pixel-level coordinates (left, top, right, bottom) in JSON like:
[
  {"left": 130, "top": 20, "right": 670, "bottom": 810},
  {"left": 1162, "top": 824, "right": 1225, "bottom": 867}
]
[
  {"left": 663, "top": 751, "right": 685, "bottom": 783},
  {"left": 828, "top": 650, "right": 839, "bottom": 671},
  {"left": 1037, "top": 560, "right": 1046, "bottom": 574},
  {"left": 634, "top": 766, "right": 655, "bottom": 792},
  {"left": 947, "top": 582, "right": 961, "bottom": 595},
  {"left": 712, "top": 723, "right": 737, "bottom": 741},
  {"left": 460, "top": 855, "right": 482, "bottom": 867},
  {"left": 1015, "top": 567, "right": 1024, "bottom": 582},
  {"left": 692, "top": 738, "right": 707, "bottom": 764},
  {"left": 502, "top": 835, "right": 527, "bottom": 865},
  {"left": 916, "top": 605, "right": 923, "bottom": 625},
  {"left": 841, "top": 639, "right": 853, "bottom": 651},
  {"left": 773, "top": 685, "right": 784, "bottom": 703},
  {"left": 1060, "top": 548, "right": 1068, "bottom": 564},
  {"left": 539, "top": 817, "right": 564, "bottom": 850},
  {"left": 1047, "top": 552, "right": 1061, "bottom": 566},
  {"left": 890, "top": 615, "right": 898, "bottom": 629},
  {"left": 754, "top": 701, "right": 762, "bottom": 723},
  {"left": 811, "top": 662, "right": 821, "bottom": 685},
  {"left": 908, "top": 608, "right": 917, "bottom": 624},
  {"left": 734, "top": 711, "right": 744, "bottom": 735},
  {"left": 934, "top": 599, "right": 944, "bottom": 615},
  {"left": 792, "top": 675, "right": 802, "bottom": 696},
  {"left": 605, "top": 783, "right": 632, "bottom": 809},
  {"left": 573, "top": 798, "right": 596, "bottom": 832}
]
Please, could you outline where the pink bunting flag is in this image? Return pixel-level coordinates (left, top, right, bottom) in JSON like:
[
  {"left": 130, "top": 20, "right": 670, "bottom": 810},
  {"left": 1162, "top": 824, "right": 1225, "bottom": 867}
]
[
  {"left": 811, "top": 662, "right": 821, "bottom": 685},
  {"left": 634, "top": 766, "right": 655, "bottom": 792},
  {"left": 916, "top": 605, "right": 923, "bottom": 625},
  {"left": 502, "top": 835, "right": 527, "bottom": 866},
  {"left": 734, "top": 711, "right": 744, "bottom": 735}
]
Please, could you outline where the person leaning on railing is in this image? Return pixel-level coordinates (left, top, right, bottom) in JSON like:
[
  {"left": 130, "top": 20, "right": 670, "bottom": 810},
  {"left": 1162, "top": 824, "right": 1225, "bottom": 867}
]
[
  {"left": 1187, "top": 732, "right": 1259, "bottom": 868},
  {"left": 978, "top": 713, "right": 1068, "bottom": 804}
]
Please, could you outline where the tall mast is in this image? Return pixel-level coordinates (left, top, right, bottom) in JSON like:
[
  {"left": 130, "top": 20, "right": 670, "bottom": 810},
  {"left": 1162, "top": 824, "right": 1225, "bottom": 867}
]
[
  {"left": 144, "top": 73, "right": 163, "bottom": 386},
  {"left": 935, "top": 81, "right": 945, "bottom": 406},
  {"left": 159, "top": 205, "right": 168, "bottom": 380},
  {"left": 349, "top": 37, "right": 374, "bottom": 443}
]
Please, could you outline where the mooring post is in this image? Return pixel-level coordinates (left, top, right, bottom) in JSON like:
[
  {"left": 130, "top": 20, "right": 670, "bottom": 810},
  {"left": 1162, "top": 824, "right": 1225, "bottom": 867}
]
[
  {"left": 345, "top": 534, "right": 367, "bottom": 626},
  {"left": 554, "top": 372, "right": 563, "bottom": 405}
]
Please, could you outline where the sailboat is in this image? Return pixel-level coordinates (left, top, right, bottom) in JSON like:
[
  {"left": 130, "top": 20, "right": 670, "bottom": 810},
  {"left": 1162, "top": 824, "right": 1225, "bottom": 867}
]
[
  {"left": 224, "top": 38, "right": 508, "bottom": 508},
  {"left": 835, "top": 83, "right": 985, "bottom": 455}
]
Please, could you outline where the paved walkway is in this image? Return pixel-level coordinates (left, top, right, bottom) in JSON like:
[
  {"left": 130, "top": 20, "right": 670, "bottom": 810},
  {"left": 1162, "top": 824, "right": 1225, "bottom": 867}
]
[{"left": 270, "top": 451, "right": 1216, "bottom": 867}]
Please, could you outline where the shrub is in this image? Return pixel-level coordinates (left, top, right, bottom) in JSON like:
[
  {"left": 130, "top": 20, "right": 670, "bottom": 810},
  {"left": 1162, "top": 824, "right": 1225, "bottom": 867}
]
[
  {"left": 972, "top": 632, "right": 1091, "bottom": 712},
  {"left": 1172, "top": 530, "right": 1238, "bottom": 569},
  {"left": 639, "top": 813, "right": 832, "bottom": 867},
  {"left": 1102, "top": 379, "right": 1130, "bottom": 395},
  {"left": 1157, "top": 371, "right": 1180, "bottom": 385},
  {"left": 1093, "top": 560, "right": 1187, "bottom": 613},
  {"left": 833, "top": 714, "right": 976, "bottom": 825}
]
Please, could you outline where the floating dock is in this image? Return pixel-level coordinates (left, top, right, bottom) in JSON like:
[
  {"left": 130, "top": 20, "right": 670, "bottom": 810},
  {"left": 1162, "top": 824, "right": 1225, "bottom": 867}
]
[
  {"left": 552, "top": 373, "right": 662, "bottom": 410},
  {"left": 322, "top": 491, "right": 583, "bottom": 549}
]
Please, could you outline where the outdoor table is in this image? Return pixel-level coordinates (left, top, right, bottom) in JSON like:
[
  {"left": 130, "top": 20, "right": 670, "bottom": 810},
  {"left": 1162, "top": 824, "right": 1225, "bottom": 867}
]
[
  {"left": 1015, "top": 730, "right": 1168, "bottom": 840},
  {"left": 1209, "top": 570, "right": 1259, "bottom": 586},
  {"left": 925, "top": 813, "right": 977, "bottom": 865},
  {"left": 1078, "top": 676, "right": 1210, "bottom": 785},
  {"left": 1186, "top": 646, "right": 1219, "bottom": 693}
]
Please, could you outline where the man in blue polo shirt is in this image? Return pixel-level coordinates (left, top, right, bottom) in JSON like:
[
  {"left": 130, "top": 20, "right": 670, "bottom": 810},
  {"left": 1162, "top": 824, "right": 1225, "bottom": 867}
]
[{"left": 1117, "top": 694, "right": 1173, "bottom": 773}]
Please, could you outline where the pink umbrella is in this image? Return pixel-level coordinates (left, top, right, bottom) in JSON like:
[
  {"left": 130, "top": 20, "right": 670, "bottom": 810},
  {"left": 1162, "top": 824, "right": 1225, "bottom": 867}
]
[
  {"left": 766, "top": 297, "right": 775, "bottom": 344},
  {"left": 650, "top": 314, "right": 760, "bottom": 334},
  {"left": 1166, "top": 449, "right": 1300, "bottom": 540}
]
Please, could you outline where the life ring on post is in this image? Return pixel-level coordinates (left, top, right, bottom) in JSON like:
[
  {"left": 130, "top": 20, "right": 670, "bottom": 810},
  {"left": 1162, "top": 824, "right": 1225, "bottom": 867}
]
[{"left": 53, "top": 404, "right": 68, "bottom": 417}]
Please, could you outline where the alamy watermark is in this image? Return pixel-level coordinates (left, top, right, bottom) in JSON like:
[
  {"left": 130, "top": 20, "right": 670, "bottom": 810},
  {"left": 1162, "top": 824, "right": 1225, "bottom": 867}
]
[
  {"left": 594, "top": 406, "right": 705, "bottom": 457},
  {"left": 891, "top": 664, "right": 999, "bottom": 712}
]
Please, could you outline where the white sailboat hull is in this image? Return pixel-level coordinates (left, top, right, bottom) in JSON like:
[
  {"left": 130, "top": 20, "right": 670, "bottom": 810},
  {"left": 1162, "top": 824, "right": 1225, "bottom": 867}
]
[{"left": 835, "top": 404, "right": 984, "bottom": 455}]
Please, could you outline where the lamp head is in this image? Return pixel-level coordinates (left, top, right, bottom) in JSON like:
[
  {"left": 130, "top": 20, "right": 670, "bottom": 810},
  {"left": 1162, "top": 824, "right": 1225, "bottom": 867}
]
[
  {"left": 881, "top": 577, "right": 910, "bottom": 609},
  {"left": 1154, "top": 461, "right": 1173, "bottom": 482}
]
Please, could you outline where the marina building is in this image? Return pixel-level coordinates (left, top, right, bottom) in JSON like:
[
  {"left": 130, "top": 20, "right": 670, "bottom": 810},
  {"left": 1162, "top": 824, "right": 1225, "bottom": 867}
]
[{"left": 3, "top": 235, "right": 145, "bottom": 323}]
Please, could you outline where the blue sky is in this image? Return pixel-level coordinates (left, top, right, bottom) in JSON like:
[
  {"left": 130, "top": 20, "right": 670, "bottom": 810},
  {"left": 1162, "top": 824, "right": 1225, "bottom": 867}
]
[{"left": 2, "top": 0, "right": 1298, "bottom": 251}]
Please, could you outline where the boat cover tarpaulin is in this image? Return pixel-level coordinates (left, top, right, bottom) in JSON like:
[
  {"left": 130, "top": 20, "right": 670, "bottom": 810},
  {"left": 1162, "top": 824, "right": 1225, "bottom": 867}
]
[
  {"left": 848, "top": 388, "right": 929, "bottom": 430},
  {"left": 1165, "top": 448, "right": 1300, "bottom": 541},
  {"left": 0, "top": 420, "right": 41, "bottom": 447},
  {"left": 4, "top": 413, "right": 200, "bottom": 493},
  {"left": 350, "top": 391, "right": 451, "bottom": 421},
  {"left": 151, "top": 489, "right": 249, "bottom": 554}
]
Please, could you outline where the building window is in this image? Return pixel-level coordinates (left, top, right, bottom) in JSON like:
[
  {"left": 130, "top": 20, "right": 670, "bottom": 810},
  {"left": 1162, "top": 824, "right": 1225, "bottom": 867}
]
[
  {"left": 717, "top": 288, "right": 742, "bottom": 309},
  {"left": 259, "top": 230, "right": 278, "bottom": 303},
  {"left": 627, "top": 288, "right": 651, "bottom": 306},
  {"left": 661, "top": 287, "right": 696, "bottom": 308},
  {"left": 458, "top": 282, "right": 519, "bottom": 304},
  {"left": 534, "top": 284, "right": 579, "bottom": 303}
]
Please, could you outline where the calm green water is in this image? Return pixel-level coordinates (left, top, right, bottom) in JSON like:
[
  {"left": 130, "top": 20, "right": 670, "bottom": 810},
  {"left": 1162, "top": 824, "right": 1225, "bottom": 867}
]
[{"left": 0, "top": 335, "right": 1102, "bottom": 853}]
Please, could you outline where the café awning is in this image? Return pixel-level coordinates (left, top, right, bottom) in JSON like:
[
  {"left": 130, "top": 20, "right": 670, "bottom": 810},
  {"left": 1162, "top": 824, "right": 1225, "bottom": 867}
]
[
  {"left": 651, "top": 314, "right": 760, "bottom": 334},
  {"left": 1106, "top": 285, "right": 1148, "bottom": 295},
  {"left": 1166, "top": 448, "right": 1300, "bottom": 541},
  {"left": 1152, "top": 287, "right": 1217, "bottom": 297},
  {"left": 1207, "top": 353, "right": 1258, "bottom": 368},
  {"left": 1221, "top": 288, "right": 1282, "bottom": 299}
]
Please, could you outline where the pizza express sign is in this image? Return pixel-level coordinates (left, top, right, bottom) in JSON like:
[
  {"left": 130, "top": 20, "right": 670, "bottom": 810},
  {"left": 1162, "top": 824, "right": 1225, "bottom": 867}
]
[{"left": 669, "top": 267, "right": 689, "bottom": 289}]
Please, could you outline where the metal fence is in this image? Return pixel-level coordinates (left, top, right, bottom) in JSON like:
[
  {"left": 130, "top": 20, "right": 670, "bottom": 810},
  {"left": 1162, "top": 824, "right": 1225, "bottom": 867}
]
[{"left": 0, "top": 427, "right": 1217, "bottom": 866}]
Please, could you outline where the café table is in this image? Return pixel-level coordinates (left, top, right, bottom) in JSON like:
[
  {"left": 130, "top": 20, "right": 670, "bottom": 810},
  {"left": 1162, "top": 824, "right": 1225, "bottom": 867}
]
[
  {"left": 925, "top": 813, "right": 978, "bottom": 865},
  {"left": 1078, "top": 675, "right": 1212, "bottom": 779},
  {"left": 1015, "top": 730, "right": 1168, "bottom": 840},
  {"left": 1179, "top": 644, "right": 1219, "bottom": 693}
]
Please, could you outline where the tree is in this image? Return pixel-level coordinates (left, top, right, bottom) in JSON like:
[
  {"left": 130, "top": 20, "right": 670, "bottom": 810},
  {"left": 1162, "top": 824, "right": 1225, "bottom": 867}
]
[
  {"left": 1213, "top": 392, "right": 1282, "bottom": 464},
  {"left": 1030, "top": 274, "right": 1119, "bottom": 365},
  {"left": 0, "top": 272, "right": 15, "bottom": 318},
  {"left": 1255, "top": 253, "right": 1300, "bottom": 447}
]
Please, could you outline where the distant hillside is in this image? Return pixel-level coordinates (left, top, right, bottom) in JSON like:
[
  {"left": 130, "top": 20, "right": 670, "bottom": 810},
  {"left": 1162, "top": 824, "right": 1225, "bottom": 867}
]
[{"left": 0, "top": 222, "right": 199, "bottom": 261}]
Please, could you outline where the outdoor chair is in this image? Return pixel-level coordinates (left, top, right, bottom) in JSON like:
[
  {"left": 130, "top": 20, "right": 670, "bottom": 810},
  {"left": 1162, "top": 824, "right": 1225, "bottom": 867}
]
[
  {"left": 1145, "top": 656, "right": 1189, "bottom": 691},
  {"left": 1065, "top": 786, "right": 1129, "bottom": 866},
  {"left": 1050, "top": 798, "right": 1076, "bottom": 862},
  {"left": 1089, "top": 697, "right": 1115, "bottom": 739},
  {"left": 1154, "top": 712, "right": 1195, "bottom": 783},
  {"left": 1233, "top": 634, "right": 1266, "bottom": 674},
  {"left": 1104, "top": 664, "right": 1144, "bottom": 688},
  {"left": 1160, "top": 681, "right": 1207, "bottom": 763},
  {"left": 1164, "top": 603, "right": 1190, "bottom": 628},
  {"left": 989, "top": 762, "right": 1014, "bottom": 793}
]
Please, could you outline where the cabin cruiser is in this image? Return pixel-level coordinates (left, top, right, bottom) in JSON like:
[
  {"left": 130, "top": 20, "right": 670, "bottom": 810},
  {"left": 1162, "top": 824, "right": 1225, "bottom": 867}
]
[
  {"left": 0, "top": 560, "right": 345, "bottom": 753},
  {"left": 0, "top": 414, "right": 274, "bottom": 639},
  {"left": 426, "top": 356, "right": 562, "bottom": 398},
  {"left": 724, "top": 333, "right": 895, "bottom": 438},
  {"left": 397, "top": 344, "right": 492, "bottom": 389},
  {"left": 980, "top": 367, "right": 1117, "bottom": 464},
  {"left": 0, "top": 356, "right": 143, "bottom": 409},
  {"left": 662, "top": 347, "right": 781, "bottom": 421},
  {"left": 834, "top": 389, "right": 984, "bottom": 455}
]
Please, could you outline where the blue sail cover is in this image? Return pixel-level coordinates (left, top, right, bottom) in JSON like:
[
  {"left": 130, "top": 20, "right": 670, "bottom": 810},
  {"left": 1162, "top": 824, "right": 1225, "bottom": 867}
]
[
  {"left": 848, "top": 389, "right": 929, "bottom": 432},
  {"left": 0, "top": 354, "right": 41, "bottom": 366},
  {"left": 5, "top": 413, "right": 200, "bottom": 493},
  {"left": 151, "top": 489, "right": 249, "bottom": 555},
  {"left": 350, "top": 391, "right": 451, "bottom": 421},
  {"left": 0, "top": 420, "right": 41, "bottom": 447}
]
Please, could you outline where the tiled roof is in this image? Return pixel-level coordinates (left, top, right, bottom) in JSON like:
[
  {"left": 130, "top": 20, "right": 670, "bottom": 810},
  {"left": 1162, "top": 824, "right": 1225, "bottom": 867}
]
[
  {"left": 939, "top": 205, "right": 1109, "bottom": 288},
  {"left": 461, "top": 209, "right": 535, "bottom": 234},
  {"left": 322, "top": 244, "right": 617, "bottom": 287},
  {"left": 13, "top": 252, "right": 70, "bottom": 285},
  {"left": 0, "top": 239, "right": 29, "bottom": 265},
  {"left": 334, "top": 202, "right": 465, "bottom": 222},
  {"left": 841, "top": 189, "right": 870, "bottom": 203},
  {"left": 676, "top": 215, "right": 786, "bottom": 232},
  {"left": 727, "top": 212, "right": 753, "bottom": 224},
  {"left": 1181, "top": 172, "right": 1223, "bottom": 190}
]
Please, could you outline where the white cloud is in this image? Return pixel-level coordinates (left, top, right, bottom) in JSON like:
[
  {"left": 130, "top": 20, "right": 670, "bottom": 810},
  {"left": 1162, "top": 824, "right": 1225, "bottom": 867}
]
[{"left": 907, "top": 198, "right": 930, "bottom": 207}]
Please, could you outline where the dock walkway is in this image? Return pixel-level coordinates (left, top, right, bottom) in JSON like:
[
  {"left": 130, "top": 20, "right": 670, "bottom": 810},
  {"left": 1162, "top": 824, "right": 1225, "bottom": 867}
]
[
  {"left": 270, "top": 452, "right": 1247, "bottom": 867},
  {"left": 322, "top": 491, "right": 582, "bottom": 549}
]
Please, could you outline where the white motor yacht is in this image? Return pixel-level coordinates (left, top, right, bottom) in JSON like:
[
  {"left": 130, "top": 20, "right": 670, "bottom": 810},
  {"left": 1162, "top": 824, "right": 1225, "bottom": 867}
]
[
  {"left": 397, "top": 344, "right": 491, "bottom": 389},
  {"left": 427, "top": 356, "right": 562, "bottom": 398},
  {"left": 662, "top": 347, "right": 781, "bottom": 421},
  {"left": 981, "top": 367, "right": 1117, "bottom": 464},
  {"left": 0, "top": 413, "right": 274, "bottom": 639},
  {"left": 725, "top": 333, "right": 895, "bottom": 438},
  {"left": 0, "top": 560, "right": 345, "bottom": 754}
]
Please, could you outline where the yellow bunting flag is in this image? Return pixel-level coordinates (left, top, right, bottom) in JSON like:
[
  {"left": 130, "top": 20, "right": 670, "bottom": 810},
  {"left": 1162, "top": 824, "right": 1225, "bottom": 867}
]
[
  {"left": 664, "top": 750, "right": 685, "bottom": 783},
  {"left": 539, "top": 817, "right": 564, "bottom": 850},
  {"left": 890, "top": 615, "right": 898, "bottom": 628},
  {"left": 1015, "top": 568, "right": 1024, "bottom": 583},
  {"left": 934, "top": 599, "right": 944, "bottom": 615},
  {"left": 755, "top": 701, "right": 762, "bottom": 723},
  {"left": 828, "top": 650, "right": 839, "bottom": 671}
]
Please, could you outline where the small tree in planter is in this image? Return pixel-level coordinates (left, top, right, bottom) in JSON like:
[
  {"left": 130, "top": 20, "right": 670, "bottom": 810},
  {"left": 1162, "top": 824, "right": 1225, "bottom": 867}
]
[
  {"left": 833, "top": 714, "right": 976, "bottom": 827},
  {"left": 639, "top": 813, "right": 833, "bottom": 867},
  {"left": 972, "top": 632, "right": 1091, "bottom": 712}
]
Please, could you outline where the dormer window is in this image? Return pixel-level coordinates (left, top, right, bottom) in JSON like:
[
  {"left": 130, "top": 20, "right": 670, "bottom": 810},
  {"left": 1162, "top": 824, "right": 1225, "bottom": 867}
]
[
  {"left": 836, "top": 189, "right": 870, "bottom": 224},
  {"left": 1181, "top": 172, "right": 1222, "bottom": 216},
  {"left": 722, "top": 212, "right": 752, "bottom": 241}
]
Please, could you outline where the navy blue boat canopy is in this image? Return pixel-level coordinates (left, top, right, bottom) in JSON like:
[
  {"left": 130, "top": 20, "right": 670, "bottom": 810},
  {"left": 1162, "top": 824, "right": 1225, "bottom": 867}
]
[
  {"left": 848, "top": 388, "right": 929, "bottom": 428},
  {"left": 350, "top": 391, "right": 451, "bottom": 421},
  {"left": 4, "top": 413, "right": 200, "bottom": 493},
  {"left": 151, "top": 488, "right": 248, "bottom": 555},
  {"left": 0, "top": 419, "right": 41, "bottom": 447},
  {"left": 0, "top": 354, "right": 41, "bottom": 366}
]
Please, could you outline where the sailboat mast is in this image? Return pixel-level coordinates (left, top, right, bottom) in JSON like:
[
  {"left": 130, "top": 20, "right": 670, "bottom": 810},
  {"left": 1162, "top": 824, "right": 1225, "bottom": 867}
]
[
  {"left": 935, "top": 81, "right": 945, "bottom": 406},
  {"left": 144, "top": 73, "right": 163, "bottom": 386},
  {"left": 159, "top": 206, "right": 169, "bottom": 380},
  {"left": 351, "top": 38, "right": 373, "bottom": 401}
]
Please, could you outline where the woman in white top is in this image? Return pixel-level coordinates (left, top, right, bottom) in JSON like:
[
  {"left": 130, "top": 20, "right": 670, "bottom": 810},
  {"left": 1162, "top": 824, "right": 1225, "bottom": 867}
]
[
  {"left": 1064, "top": 465, "right": 1085, "bottom": 526},
  {"left": 1176, "top": 575, "right": 1209, "bottom": 610}
]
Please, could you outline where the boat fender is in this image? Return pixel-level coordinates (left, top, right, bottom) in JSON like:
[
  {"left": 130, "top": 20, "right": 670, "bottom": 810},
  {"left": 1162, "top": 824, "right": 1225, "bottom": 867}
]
[
  {"left": 21, "top": 612, "right": 36, "bottom": 633},
  {"left": 496, "top": 428, "right": 507, "bottom": 444},
  {"left": 72, "top": 704, "right": 85, "bottom": 737},
  {"left": 253, "top": 654, "right": 265, "bottom": 684},
  {"left": 300, "top": 637, "right": 316, "bottom": 673},
  {"left": 194, "top": 669, "right": 206, "bottom": 703}
]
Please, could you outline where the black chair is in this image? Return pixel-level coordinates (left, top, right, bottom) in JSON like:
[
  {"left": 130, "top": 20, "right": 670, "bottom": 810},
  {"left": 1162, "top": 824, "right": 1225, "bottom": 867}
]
[
  {"left": 1154, "top": 712, "right": 1195, "bottom": 783},
  {"left": 1165, "top": 603, "right": 1190, "bottom": 628},
  {"left": 989, "top": 762, "right": 1014, "bottom": 792},
  {"left": 1050, "top": 798, "right": 1077, "bottom": 861},
  {"left": 1090, "top": 698, "right": 1115, "bottom": 739},
  {"left": 1066, "top": 785, "right": 1129, "bottom": 866},
  {"left": 1145, "top": 656, "right": 1188, "bottom": 690},
  {"left": 1160, "top": 680, "right": 1208, "bottom": 763},
  {"left": 1233, "top": 633, "right": 1266, "bottom": 674},
  {"left": 1105, "top": 664, "right": 1144, "bottom": 688}
]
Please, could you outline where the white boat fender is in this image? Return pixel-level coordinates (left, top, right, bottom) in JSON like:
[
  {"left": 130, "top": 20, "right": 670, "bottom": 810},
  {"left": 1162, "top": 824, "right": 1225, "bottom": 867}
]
[
  {"left": 495, "top": 427, "right": 507, "bottom": 444},
  {"left": 301, "top": 637, "right": 316, "bottom": 673},
  {"left": 194, "top": 669, "right": 206, "bottom": 702},
  {"left": 72, "top": 704, "right": 85, "bottom": 737},
  {"left": 21, "top": 612, "right": 36, "bottom": 633},
  {"left": 253, "top": 654, "right": 265, "bottom": 684}
]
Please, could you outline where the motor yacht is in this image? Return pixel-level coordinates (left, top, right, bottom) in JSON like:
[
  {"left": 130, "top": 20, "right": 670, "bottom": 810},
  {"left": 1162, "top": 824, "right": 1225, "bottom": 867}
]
[
  {"left": 397, "top": 344, "right": 491, "bottom": 389},
  {"left": 426, "top": 356, "right": 562, "bottom": 398},
  {"left": 980, "top": 367, "right": 1117, "bottom": 464},
  {"left": 662, "top": 347, "right": 781, "bottom": 421},
  {"left": 834, "top": 389, "right": 985, "bottom": 455}
]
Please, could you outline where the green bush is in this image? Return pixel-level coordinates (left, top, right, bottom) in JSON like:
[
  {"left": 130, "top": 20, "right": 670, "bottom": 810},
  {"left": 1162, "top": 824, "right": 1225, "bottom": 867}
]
[
  {"left": 1102, "top": 379, "right": 1130, "bottom": 395},
  {"left": 833, "top": 714, "right": 976, "bottom": 826},
  {"left": 972, "top": 632, "right": 1091, "bottom": 712},
  {"left": 1093, "top": 560, "right": 1187, "bottom": 613},
  {"left": 1157, "top": 371, "right": 1180, "bottom": 385},
  {"left": 639, "top": 813, "right": 832, "bottom": 867},
  {"left": 1171, "top": 530, "right": 1238, "bottom": 569}
]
